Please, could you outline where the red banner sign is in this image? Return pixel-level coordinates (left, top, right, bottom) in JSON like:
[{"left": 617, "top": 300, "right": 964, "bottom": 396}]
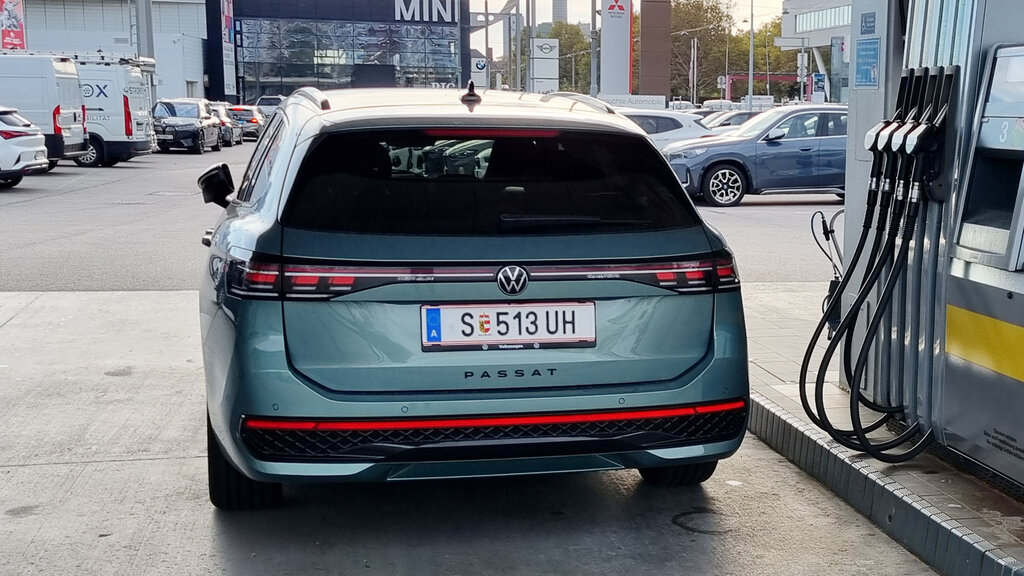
[{"left": 1, "top": 0, "right": 27, "bottom": 50}]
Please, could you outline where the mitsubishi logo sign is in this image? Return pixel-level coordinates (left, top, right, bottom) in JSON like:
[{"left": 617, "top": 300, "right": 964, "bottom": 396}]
[
  {"left": 608, "top": 0, "right": 626, "bottom": 12},
  {"left": 496, "top": 266, "right": 529, "bottom": 296}
]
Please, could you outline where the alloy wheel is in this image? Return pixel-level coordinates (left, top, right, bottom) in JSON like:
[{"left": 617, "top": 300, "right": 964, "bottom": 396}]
[{"left": 704, "top": 168, "right": 745, "bottom": 206}]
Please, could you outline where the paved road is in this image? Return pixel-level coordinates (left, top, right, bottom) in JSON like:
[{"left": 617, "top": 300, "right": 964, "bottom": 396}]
[{"left": 0, "top": 144, "right": 933, "bottom": 574}]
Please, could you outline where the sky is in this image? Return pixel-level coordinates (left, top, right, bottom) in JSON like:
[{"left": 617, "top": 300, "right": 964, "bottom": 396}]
[{"left": 469, "top": 0, "right": 786, "bottom": 58}]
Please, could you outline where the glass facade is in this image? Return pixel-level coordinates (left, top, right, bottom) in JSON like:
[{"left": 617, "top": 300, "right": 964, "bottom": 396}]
[
  {"left": 795, "top": 5, "right": 852, "bottom": 33},
  {"left": 237, "top": 18, "right": 461, "bottom": 97}
]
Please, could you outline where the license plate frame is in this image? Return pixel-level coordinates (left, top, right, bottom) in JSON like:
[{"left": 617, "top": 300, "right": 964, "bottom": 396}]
[
  {"left": 421, "top": 302, "right": 597, "bottom": 352},
  {"left": 156, "top": 134, "right": 172, "bottom": 140}
]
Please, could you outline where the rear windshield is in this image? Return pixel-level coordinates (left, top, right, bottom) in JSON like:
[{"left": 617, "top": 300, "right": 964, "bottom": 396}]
[
  {"left": 0, "top": 112, "right": 32, "bottom": 127},
  {"left": 228, "top": 108, "right": 255, "bottom": 119},
  {"left": 282, "top": 129, "right": 698, "bottom": 235},
  {"left": 257, "top": 97, "right": 283, "bottom": 105}
]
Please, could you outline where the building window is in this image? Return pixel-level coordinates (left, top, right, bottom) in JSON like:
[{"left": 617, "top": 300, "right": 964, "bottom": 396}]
[
  {"left": 794, "top": 4, "right": 852, "bottom": 33},
  {"left": 236, "top": 17, "right": 460, "bottom": 98}
]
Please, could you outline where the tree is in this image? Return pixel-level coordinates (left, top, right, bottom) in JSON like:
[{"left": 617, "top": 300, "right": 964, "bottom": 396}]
[{"left": 544, "top": 22, "right": 591, "bottom": 92}]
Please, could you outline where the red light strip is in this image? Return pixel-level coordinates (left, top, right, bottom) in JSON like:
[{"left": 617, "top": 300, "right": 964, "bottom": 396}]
[{"left": 244, "top": 400, "right": 745, "bottom": 432}]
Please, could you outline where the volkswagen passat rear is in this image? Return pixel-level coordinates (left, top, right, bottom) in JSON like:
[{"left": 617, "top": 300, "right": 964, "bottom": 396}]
[{"left": 199, "top": 87, "right": 749, "bottom": 510}]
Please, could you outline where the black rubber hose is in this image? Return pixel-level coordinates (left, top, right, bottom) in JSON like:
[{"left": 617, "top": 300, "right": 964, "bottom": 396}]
[
  {"left": 811, "top": 196, "right": 910, "bottom": 451},
  {"left": 840, "top": 182, "right": 904, "bottom": 414},
  {"left": 848, "top": 200, "right": 935, "bottom": 463}
]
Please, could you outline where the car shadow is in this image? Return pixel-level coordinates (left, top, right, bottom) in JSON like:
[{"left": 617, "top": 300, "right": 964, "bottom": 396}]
[{"left": 210, "top": 471, "right": 723, "bottom": 574}]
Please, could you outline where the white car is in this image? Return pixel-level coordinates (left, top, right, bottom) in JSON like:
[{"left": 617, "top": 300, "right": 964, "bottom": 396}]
[
  {"left": 254, "top": 95, "right": 285, "bottom": 118},
  {"left": 0, "top": 105, "right": 49, "bottom": 189},
  {"left": 617, "top": 108, "right": 712, "bottom": 150}
]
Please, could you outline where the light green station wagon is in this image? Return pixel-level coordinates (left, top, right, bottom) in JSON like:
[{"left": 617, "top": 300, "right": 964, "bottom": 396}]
[{"left": 198, "top": 86, "right": 749, "bottom": 510}]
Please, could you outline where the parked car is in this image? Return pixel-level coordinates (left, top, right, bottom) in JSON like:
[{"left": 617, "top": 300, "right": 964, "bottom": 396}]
[
  {"left": 254, "top": 94, "right": 285, "bottom": 117},
  {"left": 226, "top": 105, "right": 266, "bottom": 140},
  {"left": 687, "top": 108, "right": 721, "bottom": 119},
  {"left": 0, "top": 105, "right": 49, "bottom": 188},
  {"left": 210, "top": 103, "right": 244, "bottom": 147},
  {"left": 441, "top": 138, "right": 492, "bottom": 175},
  {"left": 617, "top": 108, "right": 711, "bottom": 150},
  {"left": 152, "top": 98, "right": 221, "bottom": 154},
  {"left": 703, "top": 109, "right": 764, "bottom": 134},
  {"left": 663, "top": 104, "right": 848, "bottom": 207},
  {"left": 0, "top": 54, "right": 88, "bottom": 169},
  {"left": 75, "top": 56, "right": 154, "bottom": 167},
  {"left": 198, "top": 87, "right": 749, "bottom": 510}
]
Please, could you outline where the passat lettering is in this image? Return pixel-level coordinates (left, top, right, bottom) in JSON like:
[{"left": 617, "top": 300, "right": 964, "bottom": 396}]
[{"left": 464, "top": 368, "right": 557, "bottom": 379}]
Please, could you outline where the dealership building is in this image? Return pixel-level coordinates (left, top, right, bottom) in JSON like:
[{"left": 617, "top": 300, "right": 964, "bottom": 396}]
[{"left": 11, "top": 0, "right": 473, "bottom": 102}]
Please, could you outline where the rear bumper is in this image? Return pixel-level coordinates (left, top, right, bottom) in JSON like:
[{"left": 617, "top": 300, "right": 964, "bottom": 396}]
[
  {"left": 203, "top": 289, "right": 750, "bottom": 483},
  {"left": 106, "top": 139, "right": 153, "bottom": 160},
  {"left": 0, "top": 147, "right": 49, "bottom": 177},
  {"left": 43, "top": 135, "right": 87, "bottom": 160}
]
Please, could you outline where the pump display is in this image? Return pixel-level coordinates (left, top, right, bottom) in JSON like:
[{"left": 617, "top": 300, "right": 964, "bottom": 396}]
[{"left": 800, "top": 65, "right": 960, "bottom": 463}]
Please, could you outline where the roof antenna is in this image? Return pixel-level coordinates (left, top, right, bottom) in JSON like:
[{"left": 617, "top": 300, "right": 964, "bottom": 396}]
[{"left": 461, "top": 81, "right": 482, "bottom": 110}]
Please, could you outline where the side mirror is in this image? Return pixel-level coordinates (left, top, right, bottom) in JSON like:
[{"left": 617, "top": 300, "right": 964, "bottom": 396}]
[
  {"left": 765, "top": 128, "right": 786, "bottom": 142},
  {"left": 198, "top": 163, "right": 234, "bottom": 208}
]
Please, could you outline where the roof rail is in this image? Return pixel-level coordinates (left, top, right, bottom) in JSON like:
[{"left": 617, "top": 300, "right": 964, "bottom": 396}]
[
  {"left": 292, "top": 87, "right": 331, "bottom": 111},
  {"left": 543, "top": 91, "right": 617, "bottom": 114}
]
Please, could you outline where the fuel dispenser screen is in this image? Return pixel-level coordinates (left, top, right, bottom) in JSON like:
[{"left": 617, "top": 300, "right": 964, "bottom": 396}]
[{"left": 955, "top": 46, "right": 1024, "bottom": 268}]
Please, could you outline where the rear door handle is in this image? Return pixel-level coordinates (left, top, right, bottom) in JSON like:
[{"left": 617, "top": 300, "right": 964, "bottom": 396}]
[{"left": 202, "top": 229, "right": 213, "bottom": 247}]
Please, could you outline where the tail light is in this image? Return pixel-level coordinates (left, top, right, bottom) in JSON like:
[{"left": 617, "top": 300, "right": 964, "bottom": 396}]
[
  {"left": 82, "top": 105, "right": 87, "bottom": 134},
  {"left": 220, "top": 118, "right": 228, "bottom": 126},
  {"left": 224, "top": 251, "right": 739, "bottom": 300},
  {"left": 123, "top": 96, "right": 133, "bottom": 137},
  {"left": 52, "top": 105, "right": 61, "bottom": 135},
  {"left": 249, "top": 118, "right": 259, "bottom": 124},
  {"left": 0, "top": 130, "right": 31, "bottom": 139}
]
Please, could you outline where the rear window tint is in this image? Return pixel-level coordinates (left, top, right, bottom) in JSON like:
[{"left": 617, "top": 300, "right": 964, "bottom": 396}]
[{"left": 282, "top": 130, "right": 698, "bottom": 235}]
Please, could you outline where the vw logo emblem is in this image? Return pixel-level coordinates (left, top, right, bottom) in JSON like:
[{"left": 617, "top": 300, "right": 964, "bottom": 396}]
[{"left": 496, "top": 265, "right": 529, "bottom": 296}]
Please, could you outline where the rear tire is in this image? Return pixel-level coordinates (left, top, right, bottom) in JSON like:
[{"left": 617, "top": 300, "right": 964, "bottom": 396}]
[
  {"left": 224, "top": 135, "right": 234, "bottom": 147},
  {"left": 73, "top": 137, "right": 104, "bottom": 167},
  {"left": 639, "top": 461, "right": 718, "bottom": 486},
  {"left": 208, "top": 415, "right": 282, "bottom": 510},
  {"left": 0, "top": 175, "right": 23, "bottom": 189}
]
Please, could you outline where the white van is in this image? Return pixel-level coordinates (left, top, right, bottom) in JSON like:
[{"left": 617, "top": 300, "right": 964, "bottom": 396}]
[
  {"left": 75, "top": 55, "right": 154, "bottom": 167},
  {"left": 0, "top": 53, "right": 87, "bottom": 168}
]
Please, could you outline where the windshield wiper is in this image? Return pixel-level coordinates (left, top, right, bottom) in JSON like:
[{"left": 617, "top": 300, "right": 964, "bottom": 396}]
[{"left": 499, "top": 214, "right": 651, "bottom": 230}]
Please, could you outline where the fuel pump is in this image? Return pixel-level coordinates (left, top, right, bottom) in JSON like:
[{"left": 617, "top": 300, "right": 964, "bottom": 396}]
[{"left": 800, "top": 66, "right": 960, "bottom": 462}]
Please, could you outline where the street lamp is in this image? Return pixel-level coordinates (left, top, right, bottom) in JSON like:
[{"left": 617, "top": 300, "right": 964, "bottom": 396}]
[{"left": 748, "top": 0, "right": 754, "bottom": 110}]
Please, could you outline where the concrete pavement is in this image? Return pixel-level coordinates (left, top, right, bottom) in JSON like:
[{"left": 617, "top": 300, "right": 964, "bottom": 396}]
[{"left": 743, "top": 282, "right": 1024, "bottom": 576}]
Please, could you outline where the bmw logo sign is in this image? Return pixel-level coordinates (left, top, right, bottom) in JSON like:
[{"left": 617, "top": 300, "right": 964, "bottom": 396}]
[{"left": 475, "top": 60, "right": 487, "bottom": 71}]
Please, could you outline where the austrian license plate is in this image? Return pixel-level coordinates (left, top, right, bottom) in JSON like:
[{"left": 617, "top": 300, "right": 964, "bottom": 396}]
[
  {"left": 156, "top": 134, "right": 172, "bottom": 140},
  {"left": 421, "top": 302, "right": 596, "bottom": 351}
]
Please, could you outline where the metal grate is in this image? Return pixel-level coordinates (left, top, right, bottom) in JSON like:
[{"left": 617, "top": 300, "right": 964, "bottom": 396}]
[{"left": 241, "top": 409, "right": 747, "bottom": 462}]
